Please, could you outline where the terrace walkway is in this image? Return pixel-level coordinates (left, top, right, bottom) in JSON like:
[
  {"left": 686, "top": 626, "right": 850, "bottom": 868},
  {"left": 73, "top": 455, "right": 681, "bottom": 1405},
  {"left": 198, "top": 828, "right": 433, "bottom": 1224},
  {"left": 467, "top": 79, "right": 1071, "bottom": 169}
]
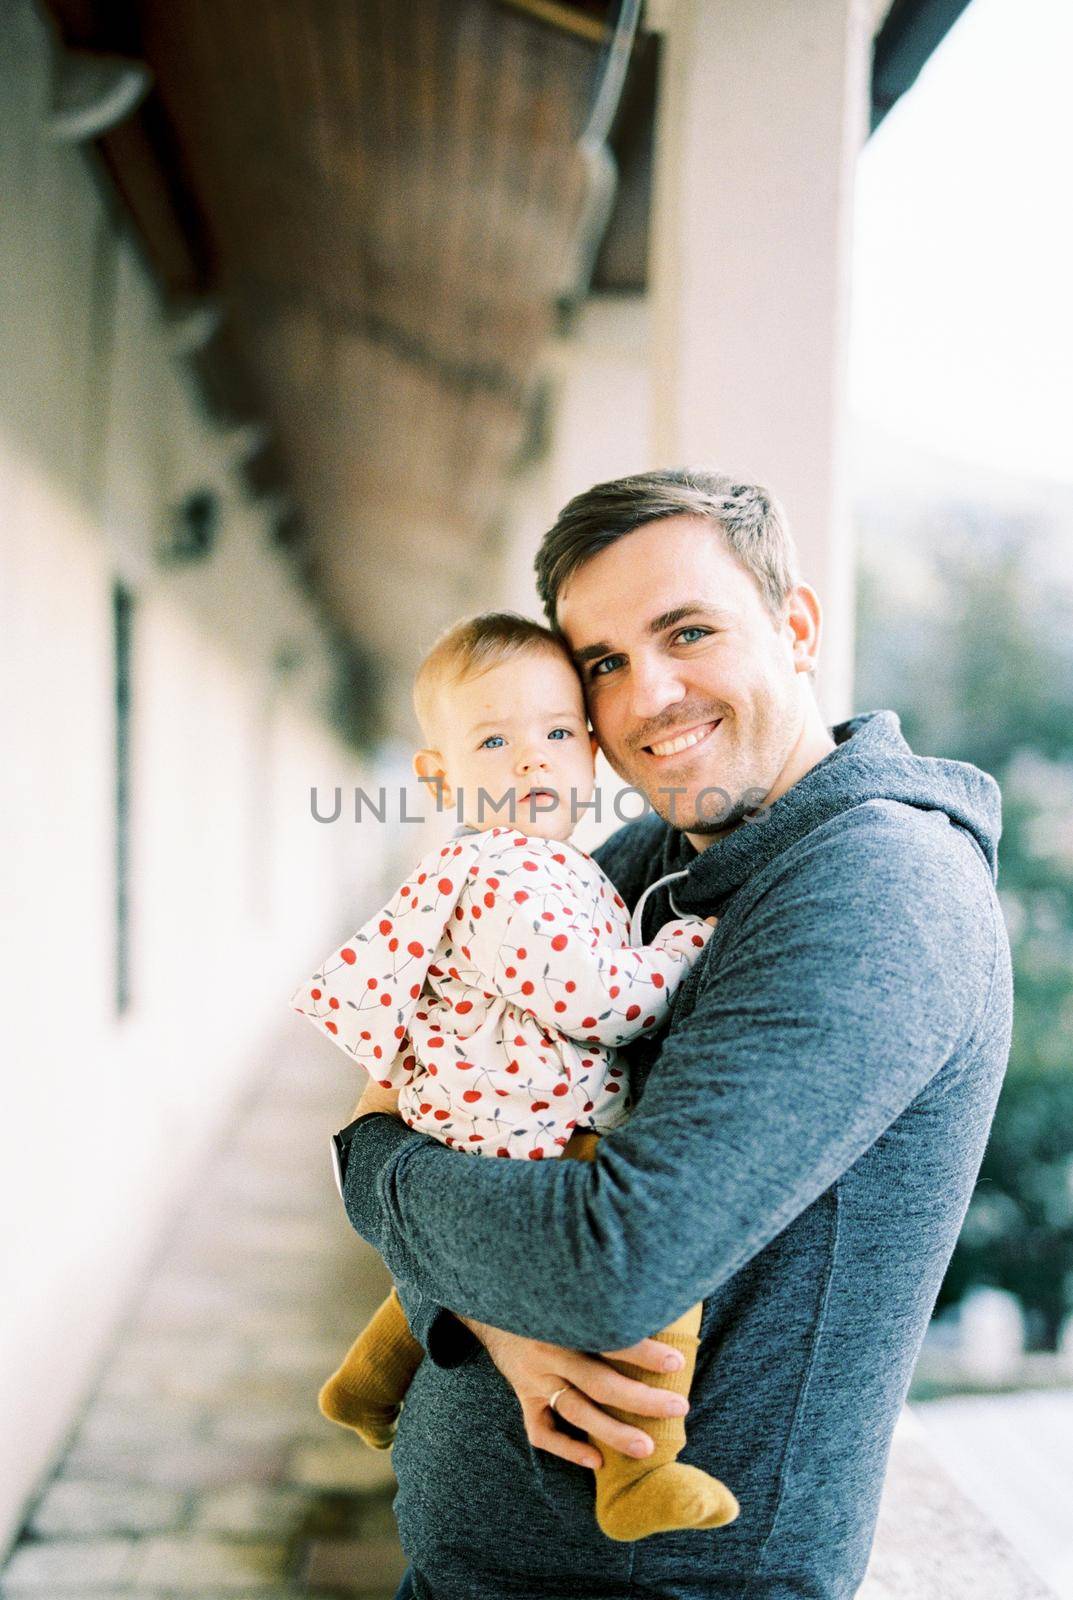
[{"left": 0, "top": 1025, "right": 1054, "bottom": 1599}]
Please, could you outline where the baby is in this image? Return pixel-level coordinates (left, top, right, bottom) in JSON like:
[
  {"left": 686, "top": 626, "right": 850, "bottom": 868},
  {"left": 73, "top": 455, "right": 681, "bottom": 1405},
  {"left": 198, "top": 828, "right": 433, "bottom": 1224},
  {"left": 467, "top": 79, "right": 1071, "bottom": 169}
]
[{"left": 290, "top": 612, "right": 739, "bottom": 1542}]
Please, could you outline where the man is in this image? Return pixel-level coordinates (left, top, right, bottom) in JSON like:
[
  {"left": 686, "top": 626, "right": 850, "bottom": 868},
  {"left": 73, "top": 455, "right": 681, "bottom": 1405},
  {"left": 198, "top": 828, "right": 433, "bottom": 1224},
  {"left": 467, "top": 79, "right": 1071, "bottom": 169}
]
[{"left": 335, "top": 469, "right": 1012, "bottom": 1599}]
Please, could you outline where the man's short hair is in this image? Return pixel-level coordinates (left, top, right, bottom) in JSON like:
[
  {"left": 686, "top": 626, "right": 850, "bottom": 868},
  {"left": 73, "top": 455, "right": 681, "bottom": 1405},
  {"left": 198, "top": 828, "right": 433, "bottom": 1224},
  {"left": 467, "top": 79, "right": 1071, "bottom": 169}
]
[
  {"left": 534, "top": 467, "right": 799, "bottom": 626},
  {"left": 413, "top": 611, "right": 572, "bottom": 742}
]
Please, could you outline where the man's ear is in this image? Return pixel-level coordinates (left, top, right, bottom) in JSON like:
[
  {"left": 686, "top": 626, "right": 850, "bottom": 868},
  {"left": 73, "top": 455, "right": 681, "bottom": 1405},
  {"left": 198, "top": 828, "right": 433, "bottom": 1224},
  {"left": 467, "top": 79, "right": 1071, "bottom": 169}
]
[
  {"left": 413, "top": 748, "right": 452, "bottom": 806},
  {"left": 783, "top": 583, "right": 823, "bottom": 675}
]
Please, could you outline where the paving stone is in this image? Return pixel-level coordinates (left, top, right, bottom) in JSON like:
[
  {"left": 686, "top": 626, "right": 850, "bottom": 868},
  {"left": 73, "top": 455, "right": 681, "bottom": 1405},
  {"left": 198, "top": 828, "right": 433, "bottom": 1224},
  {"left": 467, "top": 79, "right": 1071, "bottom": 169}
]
[
  {"left": 0, "top": 1537, "right": 136, "bottom": 1588},
  {"left": 236, "top": 1373, "right": 338, "bottom": 1411},
  {"left": 281, "top": 1489, "right": 368, "bottom": 1540},
  {"left": 133, "top": 1297, "right": 373, "bottom": 1344},
  {"left": 132, "top": 1276, "right": 256, "bottom": 1331},
  {"left": 300, "top": 1537, "right": 408, "bottom": 1592},
  {"left": 142, "top": 1589, "right": 401, "bottom": 1599},
  {"left": 98, "top": 1363, "right": 242, "bottom": 1405},
  {"left": 234, "top": 1118, "right": 341, "bottom": 1158},
  {"left": 1, "top": 1031, "right": 408, "bottom": 1600},
  {"left": 191, "top": 1485, "right": 316, "bottom": 1537},
  {"left": 255, "top": 1333, "right": 368, "bottom": 1379},
  {"left": 212, "top": 1162, "right": 329, "bottom": 1210},
  {"left": 105, "top": 1331, "right": 251, "bottom": 1374},
  {"left": 98, "top": 1335, "right": 250, "bottom": 1405},
  {"left": 254, "top": 1255, "right": 365, "bottom": 1297},
  {"left": 860, "top": 1415, "right": 1055, "bottom": 1598},
  {"left": 288, "top": 1441, "right": 396, "bottom": 1494},
  {"left": 98, "top": 1358, "right": 329, "bottom": 1412},
  {"left": 132, "top": 1535, "right": 289, "bottom": 1588},
  {"left": 313, "top": 1303, "right": 398, "bottom": 1342},
  {"left": 61, "top": 1439, "right": 291, "bottom": 1489},
  {"left": 101, "top": 1584, "right": 354, "bottom": 1598},
  {"left": 0, "top": 1591, "right": 163, "bottom": 1600},
  {"left": 172, "top": 1214, "right": 341, "bottom": 1265},
  {"left": 29, "top": 1479, "right": 188, "bottom": 1536},
  {"left": 138, "top": 1256, "right": 341, "bottom": 1306},
  {"left": 355, "top": 1496, "right": 402, "bottom": 1541},
  {"left": 73, "top": 1398, "right": 208, "bottom": 1448},
  {"left": 207, "top": 1400, "right": 327, "bottom": 1447},
  {"left": 157, "top": 1593, "right": 394, "bottom": 1600}
]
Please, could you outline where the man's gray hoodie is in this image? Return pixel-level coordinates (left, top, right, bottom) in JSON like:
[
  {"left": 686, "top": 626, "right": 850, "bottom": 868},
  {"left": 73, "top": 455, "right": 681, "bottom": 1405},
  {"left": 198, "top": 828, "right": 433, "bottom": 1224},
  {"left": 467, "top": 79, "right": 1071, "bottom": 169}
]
[{"left": 338, "top": 710, "right": 1013, "bottom": 1599}]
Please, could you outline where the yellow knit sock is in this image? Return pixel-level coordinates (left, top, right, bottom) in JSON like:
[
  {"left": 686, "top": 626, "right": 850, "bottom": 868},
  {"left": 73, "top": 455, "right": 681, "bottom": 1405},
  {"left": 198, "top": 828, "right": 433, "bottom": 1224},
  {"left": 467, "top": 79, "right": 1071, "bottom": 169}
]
[
  {"left": 559, "top": 1135, "right": 739, "bottom": 1540},
  {"left": 318, "top": 1287, "right": 424, "bottom": 1449},
  {"left": 592, "top": 1302, "right": 739, "bottom": 1541}
]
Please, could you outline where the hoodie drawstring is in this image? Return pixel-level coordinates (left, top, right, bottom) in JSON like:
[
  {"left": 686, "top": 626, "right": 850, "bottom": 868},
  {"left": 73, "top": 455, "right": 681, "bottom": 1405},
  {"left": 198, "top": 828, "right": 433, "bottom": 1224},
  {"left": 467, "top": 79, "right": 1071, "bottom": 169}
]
[{"left": 629, "top": 868, "right": 692, "bottom": 948}]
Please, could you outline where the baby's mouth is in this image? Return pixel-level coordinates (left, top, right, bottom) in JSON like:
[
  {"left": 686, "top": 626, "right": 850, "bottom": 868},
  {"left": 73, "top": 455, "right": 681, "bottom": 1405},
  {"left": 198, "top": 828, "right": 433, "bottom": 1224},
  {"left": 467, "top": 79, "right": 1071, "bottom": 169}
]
[{"left": 518, "top": 787, "right": 559, "bottom": 808}]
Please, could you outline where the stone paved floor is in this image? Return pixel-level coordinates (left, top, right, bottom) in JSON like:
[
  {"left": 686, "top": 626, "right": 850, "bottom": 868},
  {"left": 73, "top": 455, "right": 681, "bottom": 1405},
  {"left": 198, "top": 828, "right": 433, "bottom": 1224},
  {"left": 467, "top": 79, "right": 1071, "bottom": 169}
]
[
  {"left": 0, "top": 1030, "right": 406, "bottom": 1599},
  {"left": 1, "top": 1027, "right": 1056, "bottom": 1600}
]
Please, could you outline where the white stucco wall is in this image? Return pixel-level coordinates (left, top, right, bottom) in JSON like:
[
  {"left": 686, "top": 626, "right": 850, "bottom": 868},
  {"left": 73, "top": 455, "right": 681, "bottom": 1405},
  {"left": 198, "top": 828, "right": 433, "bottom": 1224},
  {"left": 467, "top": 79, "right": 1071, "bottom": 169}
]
[{"left": 0, "top": 0, "right": 376, "bottom": 1543}]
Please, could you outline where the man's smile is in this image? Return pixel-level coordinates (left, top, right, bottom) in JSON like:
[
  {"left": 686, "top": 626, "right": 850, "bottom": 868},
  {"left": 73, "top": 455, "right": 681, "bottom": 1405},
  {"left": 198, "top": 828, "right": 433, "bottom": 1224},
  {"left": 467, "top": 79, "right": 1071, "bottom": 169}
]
[{"left": 642, "top": 719, "right": 723, "bottom": 760}]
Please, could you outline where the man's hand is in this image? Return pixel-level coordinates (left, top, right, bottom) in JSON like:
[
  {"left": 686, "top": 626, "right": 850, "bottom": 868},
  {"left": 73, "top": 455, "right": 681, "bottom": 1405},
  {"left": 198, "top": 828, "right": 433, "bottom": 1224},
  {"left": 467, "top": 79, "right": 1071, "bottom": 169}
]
[
  {"left": 349, "top": 1079, "right": 401, "bottom": 1121},
  {"left": 459, "top": 1317, "right": 688, "bottom": 1471}
]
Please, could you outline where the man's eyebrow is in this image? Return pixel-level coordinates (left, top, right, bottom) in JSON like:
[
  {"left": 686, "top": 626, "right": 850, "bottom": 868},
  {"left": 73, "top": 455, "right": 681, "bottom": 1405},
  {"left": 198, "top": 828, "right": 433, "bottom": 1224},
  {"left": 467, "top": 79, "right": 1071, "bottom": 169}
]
[{"left": 572, "top": 603, "right": 734, "bottom": 664}]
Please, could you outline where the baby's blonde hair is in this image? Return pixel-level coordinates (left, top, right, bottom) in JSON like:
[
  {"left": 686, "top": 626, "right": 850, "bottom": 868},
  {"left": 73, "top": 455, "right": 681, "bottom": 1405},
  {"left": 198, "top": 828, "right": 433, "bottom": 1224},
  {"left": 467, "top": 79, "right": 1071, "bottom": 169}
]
[{"left": 413, "top": 612, "right": 574, "bottom": 743}]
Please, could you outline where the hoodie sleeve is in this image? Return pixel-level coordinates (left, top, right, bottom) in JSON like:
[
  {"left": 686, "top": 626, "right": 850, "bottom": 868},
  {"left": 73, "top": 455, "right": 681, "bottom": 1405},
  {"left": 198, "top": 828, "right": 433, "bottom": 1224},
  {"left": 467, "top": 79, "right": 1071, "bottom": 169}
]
[
  {"left": 395, "top": 1277, "right": 479, "bottom": 1368},
  {"left": 461, "top": 839, "right": 713, "bottom": 1047},
  {"left": 332, "top": 807, "right": 1004, "bottom": 1350}
]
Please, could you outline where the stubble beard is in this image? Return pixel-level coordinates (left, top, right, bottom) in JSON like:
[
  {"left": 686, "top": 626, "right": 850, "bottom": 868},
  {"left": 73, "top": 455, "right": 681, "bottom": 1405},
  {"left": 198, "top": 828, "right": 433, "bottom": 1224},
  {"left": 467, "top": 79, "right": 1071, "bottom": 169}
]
[
  {"left": 623, "top": 689, "right": 801, "bottom": 834},
  {"left": 613, "top": 717, "right": 747, "bottom": 833}
]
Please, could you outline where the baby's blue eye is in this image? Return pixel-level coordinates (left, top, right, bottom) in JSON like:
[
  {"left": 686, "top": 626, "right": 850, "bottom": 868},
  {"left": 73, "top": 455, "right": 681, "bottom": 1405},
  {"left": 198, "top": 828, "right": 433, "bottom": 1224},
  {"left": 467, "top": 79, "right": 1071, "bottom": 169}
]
[
  {"left": 479, "top": 734, "right": 505, "bottom": 749},
  {"left": 548, "top": 727, "right": 573, "bottom": 740}
]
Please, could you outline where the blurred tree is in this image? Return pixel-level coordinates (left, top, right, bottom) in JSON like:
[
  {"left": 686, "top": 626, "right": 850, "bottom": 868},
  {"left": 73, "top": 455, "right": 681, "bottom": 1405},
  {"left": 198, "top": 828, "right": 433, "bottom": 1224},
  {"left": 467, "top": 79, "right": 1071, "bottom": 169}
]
[
  {"left": 856, "top": 508, "right": 1073, "bottom": 1349},
  {"left": 941, "top": 1065, "right": 1073, "bottom": 1348}
]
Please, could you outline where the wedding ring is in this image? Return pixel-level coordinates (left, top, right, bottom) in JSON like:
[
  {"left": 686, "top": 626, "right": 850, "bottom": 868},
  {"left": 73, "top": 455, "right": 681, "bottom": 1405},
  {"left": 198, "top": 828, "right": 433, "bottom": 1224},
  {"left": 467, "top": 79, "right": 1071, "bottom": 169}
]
[{"left": 547, "top": 1385, "right": 569, "bottom": 1414}]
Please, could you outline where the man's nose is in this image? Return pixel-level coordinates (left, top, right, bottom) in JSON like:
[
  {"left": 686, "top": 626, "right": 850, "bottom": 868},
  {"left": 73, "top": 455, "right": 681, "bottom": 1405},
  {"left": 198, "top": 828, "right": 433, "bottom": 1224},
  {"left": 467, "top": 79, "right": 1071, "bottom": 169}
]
[{"left": 627, "top": 656, "right": 688, "bottom": 722}]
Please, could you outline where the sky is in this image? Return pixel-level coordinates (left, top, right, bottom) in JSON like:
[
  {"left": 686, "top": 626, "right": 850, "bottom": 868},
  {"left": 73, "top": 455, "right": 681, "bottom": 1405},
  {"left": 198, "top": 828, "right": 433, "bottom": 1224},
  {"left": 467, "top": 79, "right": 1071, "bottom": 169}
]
[{"left": 849, "top": 0, "right": 1073, "bottom": 485}]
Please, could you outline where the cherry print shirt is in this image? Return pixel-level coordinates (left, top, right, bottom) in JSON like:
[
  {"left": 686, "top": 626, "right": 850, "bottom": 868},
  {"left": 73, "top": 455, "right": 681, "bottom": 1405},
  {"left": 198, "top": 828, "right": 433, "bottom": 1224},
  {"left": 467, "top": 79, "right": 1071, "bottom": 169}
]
[{"left": 290, "top": 825, "right": 713, "bottom": 1160}]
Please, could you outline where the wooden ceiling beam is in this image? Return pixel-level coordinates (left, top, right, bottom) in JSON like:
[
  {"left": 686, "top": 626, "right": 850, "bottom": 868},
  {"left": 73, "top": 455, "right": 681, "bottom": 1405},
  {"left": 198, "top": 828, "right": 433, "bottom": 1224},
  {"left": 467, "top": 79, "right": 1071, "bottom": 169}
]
[{"left": 495, "top": 0, "right": 610, "bottom": 46}]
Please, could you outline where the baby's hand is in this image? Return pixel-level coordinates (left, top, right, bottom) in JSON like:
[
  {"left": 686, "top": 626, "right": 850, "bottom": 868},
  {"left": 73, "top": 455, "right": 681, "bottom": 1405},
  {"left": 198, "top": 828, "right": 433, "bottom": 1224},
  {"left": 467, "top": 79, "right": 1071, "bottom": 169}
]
[{"left": 704, "top": 915, "right": 718, "bottom": 927}]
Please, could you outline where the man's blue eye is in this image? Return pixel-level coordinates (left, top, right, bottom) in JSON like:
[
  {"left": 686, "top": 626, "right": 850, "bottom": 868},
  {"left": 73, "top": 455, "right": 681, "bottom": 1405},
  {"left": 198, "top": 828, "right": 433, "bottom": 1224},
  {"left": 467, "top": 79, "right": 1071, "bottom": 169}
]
[
  {"left": 479, "top": 735, "right": 505, "bottom": 749},
  {"left": 677, "top": 627, "right": 710, "bottom": 644},
  {"left": 548, "top": 727, "right": 572, "bottom": 740},
  {"left": 590, "top": 655, "right": 624, "bottom": 679}
]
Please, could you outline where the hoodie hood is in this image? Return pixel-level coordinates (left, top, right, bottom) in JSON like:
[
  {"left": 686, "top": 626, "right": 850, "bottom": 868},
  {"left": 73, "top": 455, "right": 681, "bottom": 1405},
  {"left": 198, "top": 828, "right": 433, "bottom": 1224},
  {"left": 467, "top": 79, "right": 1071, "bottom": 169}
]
[{"left": 660, "top": 709, "right": 1002, "bottom": 917}]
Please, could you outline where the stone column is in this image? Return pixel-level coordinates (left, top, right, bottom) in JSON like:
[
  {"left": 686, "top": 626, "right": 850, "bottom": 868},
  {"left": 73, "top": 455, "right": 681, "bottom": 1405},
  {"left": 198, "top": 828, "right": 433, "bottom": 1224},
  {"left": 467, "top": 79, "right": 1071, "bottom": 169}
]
[{"left": 647, "top": 0, "right": 875, "bottom": 720}]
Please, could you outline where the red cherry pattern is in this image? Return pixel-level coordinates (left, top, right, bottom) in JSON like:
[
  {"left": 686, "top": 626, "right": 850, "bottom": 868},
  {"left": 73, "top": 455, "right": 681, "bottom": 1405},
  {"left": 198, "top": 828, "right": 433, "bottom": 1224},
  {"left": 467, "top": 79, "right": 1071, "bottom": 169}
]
[{"left": 289, "top": 824, "right": 714, "bottom": 1158}]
